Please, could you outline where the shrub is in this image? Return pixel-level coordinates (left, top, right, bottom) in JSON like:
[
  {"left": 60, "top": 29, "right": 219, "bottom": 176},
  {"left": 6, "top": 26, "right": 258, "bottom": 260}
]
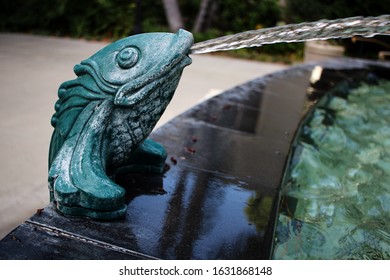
[{"left": 285, "top": 0, "right": 390, "bottom": 23}]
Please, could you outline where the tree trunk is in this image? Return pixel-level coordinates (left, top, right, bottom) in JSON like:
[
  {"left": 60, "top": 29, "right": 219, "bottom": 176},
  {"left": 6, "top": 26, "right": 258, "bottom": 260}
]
[
  {"left": 133, "top": 0, "right": 143, "bottom": 34},
  {"left": 203, "top": 0, "right": 218, "bottom": 31},
  {"left": 162, "top": 0, "right": 184, "bottom": 32},
  {"left": 193, "top": 0, "right": 219, "bottom": 33},
  {"left": 193, "top": 0, "right": 211, "bottom": 33}
]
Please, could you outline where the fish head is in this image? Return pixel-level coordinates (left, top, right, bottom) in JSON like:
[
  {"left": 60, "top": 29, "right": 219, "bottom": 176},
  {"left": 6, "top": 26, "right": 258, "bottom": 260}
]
[{"left": 75, "top": 29, "right": 193, "bottom": 107}]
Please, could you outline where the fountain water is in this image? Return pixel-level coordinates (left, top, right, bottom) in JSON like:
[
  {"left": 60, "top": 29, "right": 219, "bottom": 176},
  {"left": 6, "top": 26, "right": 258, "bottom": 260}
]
[{"left": 190, "top": 15, "right": 390, "bottom": 54}]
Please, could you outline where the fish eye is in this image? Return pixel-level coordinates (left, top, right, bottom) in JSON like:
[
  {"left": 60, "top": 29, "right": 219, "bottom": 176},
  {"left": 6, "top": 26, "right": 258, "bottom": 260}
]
[{"left": 117, "top": 47, "right": 139, "bottom": 69}]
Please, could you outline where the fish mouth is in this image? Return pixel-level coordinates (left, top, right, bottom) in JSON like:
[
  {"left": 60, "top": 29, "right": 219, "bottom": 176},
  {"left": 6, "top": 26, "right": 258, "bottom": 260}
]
[
  {"left": 172, "top": 29, "right": 193, "bottom": 67},
  {"left": 114, "top": 29, "right": 193, "bottom": 107}
]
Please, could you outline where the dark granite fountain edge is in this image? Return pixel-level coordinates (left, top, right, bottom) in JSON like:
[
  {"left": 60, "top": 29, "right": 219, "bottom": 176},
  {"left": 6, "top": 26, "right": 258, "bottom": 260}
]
[{"left": 1, "top": 58, "right": 389, "bottom": 260}]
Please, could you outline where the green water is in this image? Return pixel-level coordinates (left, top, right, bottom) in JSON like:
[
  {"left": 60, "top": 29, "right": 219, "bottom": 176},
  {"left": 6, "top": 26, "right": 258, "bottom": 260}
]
[{"left": 273, "top": 80, "right": 390, "bottom": 259}]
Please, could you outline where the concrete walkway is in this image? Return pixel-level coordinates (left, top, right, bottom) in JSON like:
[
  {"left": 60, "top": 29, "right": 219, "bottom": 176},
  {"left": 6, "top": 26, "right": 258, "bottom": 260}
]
[{"left": 0, "top": 33, "right": 287, "bottom": 239}]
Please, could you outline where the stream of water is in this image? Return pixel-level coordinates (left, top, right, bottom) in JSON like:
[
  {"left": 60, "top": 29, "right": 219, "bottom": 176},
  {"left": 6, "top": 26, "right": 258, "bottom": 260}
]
[{"left": 190, "top": 15, "right": 390, "bottom": 54}]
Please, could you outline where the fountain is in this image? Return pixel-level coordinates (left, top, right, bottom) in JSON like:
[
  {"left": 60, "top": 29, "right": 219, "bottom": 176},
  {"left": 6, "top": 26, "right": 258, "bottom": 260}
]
[
  {"left": 47, "top": 15, "right": 390, "bottom": 221},
  {"left": 190, "top": 15, "right": 390, "bottom": 54},
  {"left": 0, "top": 15, "right": 389, "bottom": 259}
]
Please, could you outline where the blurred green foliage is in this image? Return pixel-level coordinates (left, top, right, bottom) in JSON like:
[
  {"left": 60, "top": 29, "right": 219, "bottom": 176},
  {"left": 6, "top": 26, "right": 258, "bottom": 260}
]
[
  {"left": 218, "top": 42, "right": 304, "bottom": 64},
  {"left": 1, "top": 0, "right": 134, "bottom": 39},
  {"left": 0, "top": 0, "right": 170, "bottom": 39},
  {"left": 1, "top": 0, "right": 388, "bottom": 62},
  {"left": 285, "top": 0, "right": 390, "bottom": 23},
  {"left": 285, "top": 0, "right": 390, "bottom": 60},
  {"left": 0, "top": 0, "right": 292, "bottom": 62},
  {"left": 207, "top": 0, "right": 280, "bottom": 33},
  {"left": 0, "top": 0, "right": 280, "bottom": 38}
]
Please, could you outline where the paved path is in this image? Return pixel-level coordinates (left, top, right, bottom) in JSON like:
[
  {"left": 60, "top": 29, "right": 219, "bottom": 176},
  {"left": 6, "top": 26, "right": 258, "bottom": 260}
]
[{"left": 0, "top": 33, "right": 286, "bottom": 238}]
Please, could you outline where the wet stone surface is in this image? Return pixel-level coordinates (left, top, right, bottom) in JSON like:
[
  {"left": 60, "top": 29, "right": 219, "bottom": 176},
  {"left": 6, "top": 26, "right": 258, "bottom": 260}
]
[
  {"left": 0, "top": 63, "right": 311, "bottom": 260},
  {"left": 0, "top": 222, "right": 146, "bottom": 260},
  {"left": 1, "top": 59, "right": 387, "bottom": 259}
]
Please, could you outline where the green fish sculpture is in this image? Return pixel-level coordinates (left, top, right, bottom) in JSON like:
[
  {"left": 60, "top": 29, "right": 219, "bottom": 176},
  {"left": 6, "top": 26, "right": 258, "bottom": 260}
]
[{"left": 48, "top": 29, "right": 193, "bottom": 220}]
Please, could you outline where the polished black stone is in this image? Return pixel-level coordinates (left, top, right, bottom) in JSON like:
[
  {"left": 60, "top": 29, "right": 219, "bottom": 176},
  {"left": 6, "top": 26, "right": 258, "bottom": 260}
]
[
  {"left": 0, "top": 222, "right": 148, "bottom": 260},
  {"left": 1, "top": 59, "right": 389, "bottom": 259}
]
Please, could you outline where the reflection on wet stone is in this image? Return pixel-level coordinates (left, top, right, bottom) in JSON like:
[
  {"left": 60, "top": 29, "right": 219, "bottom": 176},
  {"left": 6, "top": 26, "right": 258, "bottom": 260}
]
[{"left": 123, "top": 166, "right": 275, "bottom": 259}]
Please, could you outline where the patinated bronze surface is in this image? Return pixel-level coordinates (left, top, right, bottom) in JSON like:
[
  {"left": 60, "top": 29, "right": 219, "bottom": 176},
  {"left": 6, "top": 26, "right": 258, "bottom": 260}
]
[{"left": 48, "top": 30, "right": 193, "bottom": 219}]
